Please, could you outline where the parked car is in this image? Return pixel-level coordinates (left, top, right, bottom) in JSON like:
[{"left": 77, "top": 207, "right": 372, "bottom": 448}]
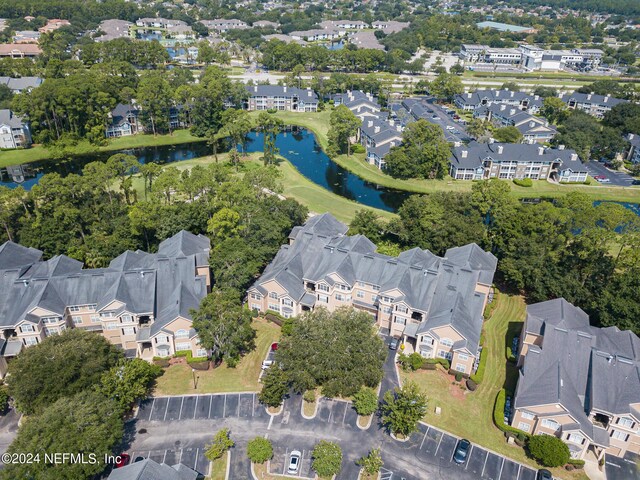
[
  {"left": 446, "top": 125, "right": 455, "bottom": 131},
  {"left": 453, "top": 114, "right": 460, "bottom": 120},
  {"left": 536, "top": 469, "right": 553, "bottom": 480},
  {"left": 432, "top": 114, "right": 440, "bottom": 120},
  {"left": 115, "top": 453, "right": 130, "bottom": 468},
  {"left": 133, "top": 456, "right": 145, "bottom": 463},
  {"left": 504, "top": 395, "right": 512, "bottom": 423},
  {"left": 632, "top": 180, "right": 640, "bottom": 185},
  {"left": 453, "top": 439, "right": 471, "bottom": 464},
  {"left": 261, "top": 360, "right": 274, "bottom": 370},
  {"left": 389, "top": 337, "right": 400, "bottom": 350},
  {"left": 288, "top": 450, "right": 302, "bottom": 474},
  {"left": 271, "top": 342, "right": 279, "bottom": 351}
]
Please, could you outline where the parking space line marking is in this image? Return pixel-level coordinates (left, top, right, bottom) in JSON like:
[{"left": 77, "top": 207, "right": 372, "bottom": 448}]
[
  {"left": 268, "top": 414, "right": 274, "bottom": 430},
  {"left": 194, "top": 448, "right": 199, "bottom": 471},
  {"left": 237, "top": 393, "right": 241, "bottom": 417},
  {"left": 179, "top": 448, "right": 183, "bottom": 465},
  {"left": 283, "top": 449, "right": 288, "bottom": 475},
  {"left": 252, "top": 394, "right": 255, "bottom": 416},
  {"left": 497, "top": 457, "right": 505, "bottom": 480},
  {"left": 223, "top": 395, "right": 227, "bottom": 417},
  {"left": 342, "top": 403, "right": 348, "bottom": 424},
  {"left": 147, "top": 398, "right": 155, "bottom": 420},
  {"left": 178, "top": 396, "right": 185, "bottom": 420},
  {"left": 419, "top": 426, "right": 429, "bottom": 449},
  {"left": 481, "top": 451, "right": 489, "bottom": 477},
  {"left": 516, "top": 463, "right": 521, "bottom": 479},
  {"left": 208, "top": 394, "right": 213, "bottom": 418},
  {"left": 465, "top": 445, "right": 474, "bottom": 469},
  {"left": 163, "top": 450, "right": 167, "bottom": 464},
  {"left": 434, "top": 431, "right": 444, "bottom": 455},
  {"left": 194, "top": 396, "right": 198, "bottom": 419},
  {"left": 163, "top": 398, "right": 170, "bottom": 421}
]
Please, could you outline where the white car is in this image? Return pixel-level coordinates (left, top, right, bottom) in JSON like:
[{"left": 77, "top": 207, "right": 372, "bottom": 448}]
[
  {"left": 446, "top": 126, "right": 455, "bottom": 131},
  {"left": 261, "top": 360, "right": 274, "bottom": 370},
  {"left": 288, "top": 450, "right": 301, "bottom": 474}
]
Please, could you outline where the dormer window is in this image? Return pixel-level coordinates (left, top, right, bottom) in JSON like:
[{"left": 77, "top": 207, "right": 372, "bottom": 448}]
[{"left": 175, "top": 329, "right": 189, "bottom": 339}]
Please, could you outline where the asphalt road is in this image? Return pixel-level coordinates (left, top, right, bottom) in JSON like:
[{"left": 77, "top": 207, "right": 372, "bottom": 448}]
[{"left": 605, "top": 452, "right": 640, "bottom": 480}]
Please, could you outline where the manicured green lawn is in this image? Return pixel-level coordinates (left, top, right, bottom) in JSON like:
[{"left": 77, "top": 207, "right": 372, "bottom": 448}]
[
  {"left": 0, "top": 129, "right": 202, "bottom": 168},
  {"left": 209, "top": 454, "right": 227, "bottom": 480},
  {"left": 153, "top": 318, "right": 280, "bottom": 395},
  {"left": 401, "top": 292, "right": 588, "bottom": 480}
]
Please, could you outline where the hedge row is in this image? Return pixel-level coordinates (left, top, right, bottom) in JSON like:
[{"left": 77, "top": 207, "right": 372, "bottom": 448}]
[
  {"left": 421, "top": 358, "right": 450, "bottom": 370},
  {"left": 470, "top": 346, "right": 487, "bottom": 384},
  {"left": 264, "top": 312, "right": 284, "bottom": 326},
  {"left": 493, "top": 389, "right": 530, "bottom": 443},
  {"left": 512, "top": 178, "right": 533, "bottom": 187}
]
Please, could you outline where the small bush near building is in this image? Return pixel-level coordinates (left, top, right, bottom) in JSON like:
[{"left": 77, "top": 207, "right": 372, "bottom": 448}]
[
  {"left": 513, "top": 178, "right": 533, "bottom": 187},
  {"left": 352, "top": 387, "right": 379, "bottom": 416},
  {"left": 0, "top": 387, "right": 9, "bottom": 413},
  {"left": 153, "top": 357, "right": 170, "bottom": 368},
  {"left": 303, "top": 390, "right": 316, "bottom": 403},
  {"left": 455, "top": 372, "right": 463, "bottom": 382},
  {"left": 422, "top": 358, "right": 450, "bottom": 370},
  {"left": 494, "top": 389, "right": 530, "bottom": 440},
  {"left": 466, "top": 379, "right": 477, "bottom": 391},
  {"left": 247, "top": 437, "right": 273, "bottom": 464},
  {"left": 527, "top": 434, "right": 570, "bottom": 467},
  {"left": 205, "top": 428, "right": 234, "bottom": 461},
  {"left": 567, "top": 459, "right": 585, "bottom": 469},
  {"left": 352, "top": 144, "right": 366, "bottom": 154},
  {"left": 398, "top": 352, "right": 425, "bottom": 371}
]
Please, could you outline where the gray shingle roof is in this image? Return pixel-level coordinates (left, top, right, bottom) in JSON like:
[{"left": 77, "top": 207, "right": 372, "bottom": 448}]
[
  {"left": 515, "top": 299, "right": 640, "bottom": 444},
  {"left": 107, "top": 459, "right": 198, "bottom": 480},
  {"left": 0, "top": 242, "right": 42, "bottom": 270},
  {"left": 0, "top": 76, "right": 42, "bottom": 92},
  {"left": 0, "top": 109, "right": 26, "bottom": 129},
  {"left": 245, "top": 85, "right": 318, "bottom": 102},
  {"left": 560, "top": 92, "right": 627, "bottom": 108},
  {"left": 251, "top": 214, "right": 496, "bottom": 355}
]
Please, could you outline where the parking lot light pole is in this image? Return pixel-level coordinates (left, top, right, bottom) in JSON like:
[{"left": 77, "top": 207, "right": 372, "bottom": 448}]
[{"left": 192, "top": 368, "right": 197, "bottom": 389}]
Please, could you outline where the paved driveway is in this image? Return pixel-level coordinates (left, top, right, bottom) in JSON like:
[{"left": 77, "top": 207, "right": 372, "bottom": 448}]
[
  {"left": 583, "top": 161, "right": 635, "bottom": 186},
  {"left": 0, "top": 407, "right": 20, "bottom": 457}
]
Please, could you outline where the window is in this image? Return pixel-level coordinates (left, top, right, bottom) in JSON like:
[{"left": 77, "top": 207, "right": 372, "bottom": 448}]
[
  {"left": 357, "top": 282, "right": 365, "bottom": 287},
  {"left": 44, "top": 327, "right": 58, "bottom": 335},
  {"left": 394, "top": 317, "right": 406, "bottom": 325},
  {"left": 371, "top": 295, "right": 378, "bottom": 302},
  {"left": 518, "top": 422, "right": 531, "bottom": 432},
  {"left": 195, "top": 348, "right": 208, "bottom": 358},
  {"left": 336, "top": 284, "right": 350, "bottom": 291},
  {"left": 101, "top": 311, "right": 115, "bottom": 318},
  {"left": 282, "top": 298, "right": 293, "bottom": 307},
  {"left": 91, "top": 315, "right": 101, "bottom": 323},
  {"left": 106, "top": 323, "right": 119, "bottom": 331},
  {"left": 23, "top": 337, "right": 38, "bottom": 346},
  {"left": 567, "top": 433, "right": 584, "bottom": 445},
  {"left": 175, "top": 329, "right": 189, "bottom": 339},
  {"left": 317, "top": 295, "right": 328, "bottom": 304},
  {"left": 455, "top": 364, "right": 466, "bottom": 373},
  {"left": 72, "top": 316, "right": 82, "bottom": 325},
  {"left": 457, "top": 353, "right": 469, "bottom": 361},
  {"left": 269, "top": 292, "right": 278, "bottom": 299},
  {"left": 156, "top": 336, "right": 168, "bottom": 344},
  {"left": 122, "top": 327, "right": 136, "bottom": 336},
  {"left": 250, "top": 293, "right": 262, "bottom": 300},
  {"left": 69, "top": 306, "right": 81, "bottom": 312},
  {"left": 372, "top": 285, "right": 380, "bottom": 291},
  {"left": 521, "top": 411, "right": 534, "bottom": 420},
  {"left": 87, "top": 304, "right": 97, "bottom": 310},
  {"left": 317, "top": 284, "right": 330, "bottom": 292},
  {"left": 251, "top": 304, "right": 260, "bottom": 311},
  {"left": 382, "top": 306, "right": 392, "bottom": 314},
  {"left": 617, "top": 417, "right": 634, "bottom": 429},
  {"left": 541, "top": 419, "right": 560, "bottom": 431},
  {"left": 20, "top": 324, "right": 34, "bottom": 333},
  {"left": 438, "top": 350, "right": 453, "bottom": 360},
  {"left": 41, "top": 317, "right": 60, "bottom": 325},
  {"left": 268, "top": 303, "right": 280, "bottom": 312},
  {"left": 381, "top": 296, "right": 393, "bottom": 303},
  {"left": 395, "top": 305, "right": 408, "bottom": 313},
  {"left": 440, "top": 338, "right": 453, "bottom": 347},
  {"left": 611, "top": 430, "right": 629, "bottom": 441},
  {"left": 120, "top": 315, "right": 133, "bottom": 323},
  {"left": 356, "top": 290, "right": 365, "bottom": 299},
  {"left": 176, "top": 343, "right": 191, "bottom": 352}
]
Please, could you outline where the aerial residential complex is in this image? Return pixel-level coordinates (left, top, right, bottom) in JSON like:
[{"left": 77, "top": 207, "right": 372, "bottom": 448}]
[
  {"left": 512, "top": 298, "right": 640, "bottom": 460},
  {"left": 245, "top": 85, "right": 319, "bottom": 112},
  {"left": 247, "top": 213, "right": 497, "bottom": 376},
  {"left": 0, "top": 231, "right": 212, "bottom": 378}
]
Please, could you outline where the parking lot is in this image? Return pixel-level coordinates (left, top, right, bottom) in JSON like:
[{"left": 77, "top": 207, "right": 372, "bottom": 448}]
[
  {"left": 136, "top": 393, "right": 269, "bottom": 423},
  {"left": 269, "top": 445, "right": 314, "bottom": 479},
  {"left": 382, "top": 423, "right": 537, "bottom": 480},
  {"left": 128, "top": 444, "right": 210, "bottom": 476},
  {"left": 583, "top": 161, "right": 636, "bottom": 186},
  {"left": 606, "top": 452, "right": 640, "bottom": 480}
]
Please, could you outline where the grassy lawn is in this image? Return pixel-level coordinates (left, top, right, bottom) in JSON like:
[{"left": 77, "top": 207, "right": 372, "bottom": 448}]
[
  {"left": 401, "top": 292, "right": 588, "bottom": 480},
  {"left": 153, "top": 318, "right": 280, "bottom": 395},
  {"left": 0, "top": 129, "right": 201, "bottom": 168},
  {"left": 209, "top": 454, "right": 227, "bottom": 480}
]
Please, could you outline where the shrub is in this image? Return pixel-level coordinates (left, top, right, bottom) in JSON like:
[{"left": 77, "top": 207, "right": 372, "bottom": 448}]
[
  {"left": 205, "top": 428, "right": 234, "bottom": 461},
  {"left": 352, "top": 144, "right": 366, "bottom": 154},
  {"left": 455, "top": 372, "right": 463, "bottom": 382},
  {"left": 493, "top": 389, "right": 531, "bottom": 440},
  {"left": 264, "top": 312, "right": 284, "bottom": 326},
  {"left": 398, "top": 353, "right": 424, "bottom": 371},
  {"left": 567, "top": 459, "right": 585, "bottom": 469},
  {"left": 225, "top": 356, "right": 239, "bottom": 368},
  {"left": 527, "top": 434, "right": 570, "bottom": 467},
  {"left": 247, "top": 437, "right": 273, "bottom": 464},
  {"left": 470, "top": 347, "right": 486, "bottom": 384},
  {"left": 174, "top": 350, "right": 191, "bottom": 358},
  {"left": 188, "top": 359, "right": 210, "bottom": 370},
  {"left": 352, "top": 387, "right": 379, "bottom": 416},
  {"left": 422, "top": 358, "right": 450, "bottom": 370},
  {"left": 513, "top": 178, "right": 533, "bottom": 187},
  {"left": 312, "top": 441, "right": 343, "bottom": 477},
  {"left": 466, "top": 379, "right": 477, "bottom": 391},
  {"left": 153, "top": 358, "right": 170, "bottom": 368},
  {"left": 357, "top": 448, "right": 383, "bottom": 475},
  {"left": 266, "top": 108, "right": 277, "bottom": 114},
  {"left": 0, "top": 387, "right": 8, "bottom": 412},
  {"left": 303, "top": 390, "right": 316, "bottom": 403},
  {"left": 281, "top": 317, "right": 296, "bottom": 336}
]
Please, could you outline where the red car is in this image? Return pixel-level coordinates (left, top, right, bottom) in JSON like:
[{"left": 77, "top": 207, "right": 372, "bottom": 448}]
[
  {"left": 115, "top": 453, "right": 130, "bottom": 468},
  {"left": 271, "top": 342, "right": 279, "bottom": 351}
]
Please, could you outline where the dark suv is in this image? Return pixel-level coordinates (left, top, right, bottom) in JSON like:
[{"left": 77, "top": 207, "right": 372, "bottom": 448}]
[
  {"left": 537, "top": 469, "right": 553, "bottom": 480},
  {"left": 453, "top": 439, "right": 471, "bottom": 464}
]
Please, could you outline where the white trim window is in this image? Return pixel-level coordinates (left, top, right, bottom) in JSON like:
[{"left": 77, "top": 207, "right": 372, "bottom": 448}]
[
  {"left": 72, "top": 316, "right": 82, "bottom": 325},
  {"left": 269, "top": 292, "right": 278, "bottom": 299},
  {"left": 440, "top": 338, "right": 454, "bottom": 347},
  {"left": 317, "top": 295, "right": 329, "bottom": 304},
  {"left": 268, "top": 303, "right": 280, "bottom": 312},
  {"left": 317, "top": 283, "right": 330, "bottom": 292},
  {"left": 250, "top": 292, "right": 262, "bottom": 300},
  {"left": 356, "top": 290, "right": 365, "bottom": 299},
  {"left": 100, "top": 311, "right": 116, "bottom": 318},
  {"left": 122, "top": 326, "right": 136, "bottom": 336},
  {"left": 42, "top": 316, "right": 61, "bottom": 324},
  {"left": 394, "top": 316, "right": 406, "bottom": 325},
  {"left": 68, "top": 305, "right": 81, "bottom": 312},
  {"left": 176, "top": 342, "right": 191, "bottom": 351},
  {"left": 521, "top": 411, "right": 534, "bottom": 420},
  {"left": 175, "top": 329, "right": 189, "bottom": 339},
  {"left": 455, "top": 363, "right": 466, "bottom": 373},
  {"left": 91, "top": 315, "right": 101, "bottom": 323},
  {"left": 282, "top": 298, "right": 293, "bottom": 307},
  {"left": 395, "top": 305, "right": 408, "bottom": 313},
  {"left": 617, "top": 417, "right": 634, "bottom": 429},
  {"left": 44, "top": 327, "right": 59, "bottom": 335},
  {"left": 20, "top": 324, "right": 34, "bottom": 333},
  {"left": 120, "top": 315, "right": 133, "bottom": 323},
  {"left": 195, "top": 348, "right": 208, "bottom": 357},
  {"left": 610, "top": 430, "right": 629, "bottom": 442},
  {"left": 457, "top": 353, "right": 469, "bottom": 361},
  {"left": 23, "top": 337, "right": 38, "bottom": 346},
  {"left": 541, "top": 419, "right": 560, "bottom": 431},
  {"left": 518, "top": 422, "right": 531, "bottom": 432},
  {"left": 251, "top": 304, "right": 260, "bottom": 311},
  {"left": 382, "top": 306, "right": 392, "bottom": 314},
  {"left": 106, "top": 323, "right": 119, "bottom": 331},
  {"left": 156, "top": 335, "right": 169, "bottom": 344},
  {"left": 567, "top": 433, "right": 584, "bottom": 445}
]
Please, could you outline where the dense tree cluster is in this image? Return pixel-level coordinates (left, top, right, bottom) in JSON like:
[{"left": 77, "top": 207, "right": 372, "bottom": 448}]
[{"left": 352, "top": 183, "right": 640, "bottom": 335}]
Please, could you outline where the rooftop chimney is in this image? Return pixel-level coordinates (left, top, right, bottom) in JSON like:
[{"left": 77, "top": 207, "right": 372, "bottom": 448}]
[
  {"left": 374, "top": 126, "right": 380, "bottom": 133},
  {"left": 500, "top": 104, "right": 506, "bottom": 111},
  {"left": 467, "top": 93, "right": 472, "bottom": 99},
  {"left": 570, "top": 153, "right": 578, "bottom": 161},
  {"left": 510, "top": 91, "right": 515, "bottom": 97},
  {"left": 283, "top": 86, "right": 287, "bottom": 93},
  {"left": 497, "top": 145, "right": 504, "bottom": 154},
  {"left": 558, "top": 144, "right": 565, "bottom": 150},
  {"left": 368, "top": 120, "right": 373, "bottom": 128},
  {"left": 461, "top": 150, "right": 468, "bottom": 158},
  {"left": 496, "top": 91, "right": 501, "bottom": 97},
  {"left": 538, "top": 146, "right": 544, "bottom": 156},
  {"left": 510, "top": 108, "right": 516, "bottom": 116}
]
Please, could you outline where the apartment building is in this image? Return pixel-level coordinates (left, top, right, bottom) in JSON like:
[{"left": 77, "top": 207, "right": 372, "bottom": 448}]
[
  {"left": 0, "top": 44, "right": 42, "bottom": 58},
  {"left": 559, "top": 92, "right": 627, "bottom": 119},
  {"left": 0, "top": 231, "right": 212, "bottom": 378},
  {"left": 0, "top": 109, "right": 32, "bottom": 149},
  {"left": 449, "top": 142, "right": 587, "bottom": 182},
  {"left": 459, "top": 44, "right": 522, "bottom": 65},
  {"left": 473, "top": 104, "right": 557, "bottom": 143},
  {"left": 108, "top": 458, "right": 197, "bottom": 480},
  {"left": 512, "top": 298, "right": 640, "bottom": 460},
  {"left": 200, "top": 19, "right": 248, "bottom": 33},
  {"left": 0, "top": 76, "right": 42, "bottom": 93},
  {"left": 625, "top": 134, "right": 640, "bottom": 164},
  {"left": 96, "top": 19, "right": 134, "bottom": 42},
  {"left": 247, "top": 213, "right": 497, "bottom": 376},
  {"left": 106, "top": 103, "right": 142, "bottom": 138},
  {"left": 289, "top": 29, "right": 342, "bottom": 41},
  {"left": 319, "top": 20, "right": 368, "bottom": 30},
  {"left": 371, "top": 21, "right": 410, "bottom": 34},
  {"left": 244, "top": 85, "right": 318, "bottom": 112},
  {"left": 333, "top": 90, "right": 381, "bottom": 115},
  {"left": 454, "top": 89, "right": 543, "bottom": 114}
]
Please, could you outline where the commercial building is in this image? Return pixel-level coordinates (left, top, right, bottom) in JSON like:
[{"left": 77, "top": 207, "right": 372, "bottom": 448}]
[
  {"left": 476, "top": 21, "right": 536, "bottom": 33},
  {"left": 512, "top": 298, "right": 640, "bottom": 460},
  {"left": 247, "top": 213, "right": 497, "bottom": 376}
]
